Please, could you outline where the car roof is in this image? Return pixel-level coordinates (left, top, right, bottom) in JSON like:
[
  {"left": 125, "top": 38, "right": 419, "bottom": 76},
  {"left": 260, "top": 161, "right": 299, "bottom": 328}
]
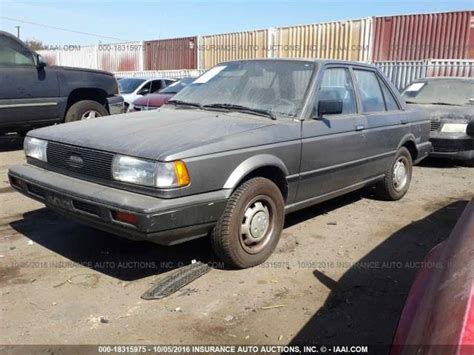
[{"left": 218, "top": 58, "right": 377, "bottom": 69}]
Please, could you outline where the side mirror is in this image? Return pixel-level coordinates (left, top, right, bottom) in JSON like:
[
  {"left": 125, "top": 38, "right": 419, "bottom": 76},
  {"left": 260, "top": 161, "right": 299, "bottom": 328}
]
[
  {"left": 315, "top": 99, "right": 343, "bottom": 118},
  {"left": 138, "top": 88, "right": 150, "bottom": 96},
  {"left": 34, "top": 54, "right": 47, "bottom": 69}
]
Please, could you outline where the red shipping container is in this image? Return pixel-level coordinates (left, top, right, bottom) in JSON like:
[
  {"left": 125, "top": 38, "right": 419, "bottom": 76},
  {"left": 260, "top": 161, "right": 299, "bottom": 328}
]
[
  {"left": 373, "top": 11, "right": 474, "bottom": 61},
  {"left": 144, "top": 37, "right": 197, "bottom": 70}
]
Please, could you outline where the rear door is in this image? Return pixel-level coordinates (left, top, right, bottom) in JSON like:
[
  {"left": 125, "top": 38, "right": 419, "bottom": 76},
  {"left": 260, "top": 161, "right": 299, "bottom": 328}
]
[
  {"left": 297, "top": 66, "right": 367, "bottom": 203},
  {"left": 0, "top": 34, "right": 60, "bottom": 129},
  {"left": 352, "top": 68, "right": 408, "bottom": 176}
]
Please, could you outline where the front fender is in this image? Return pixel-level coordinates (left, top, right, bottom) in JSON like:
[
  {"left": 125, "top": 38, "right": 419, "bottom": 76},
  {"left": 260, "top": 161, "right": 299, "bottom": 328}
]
[{"left": 223, "top": 154, "right": 289, "bottom": 189}]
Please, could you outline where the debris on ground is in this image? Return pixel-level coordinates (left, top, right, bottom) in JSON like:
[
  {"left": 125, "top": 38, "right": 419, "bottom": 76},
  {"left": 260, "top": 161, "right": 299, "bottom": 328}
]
[
  {"left": 141, "top": 261, "right": 211, "bottom": 300},
  {"left": 261, "top": 305, "right": 285, "bottom": 310},
  {"left": 224, "top": 315, "right": 234, "bottom": 322}
]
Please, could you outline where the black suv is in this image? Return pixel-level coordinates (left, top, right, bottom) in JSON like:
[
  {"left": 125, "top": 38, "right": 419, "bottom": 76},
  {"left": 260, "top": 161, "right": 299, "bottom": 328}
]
[{"left": 0, "top": 31, "right": 124, "bottom": 135}]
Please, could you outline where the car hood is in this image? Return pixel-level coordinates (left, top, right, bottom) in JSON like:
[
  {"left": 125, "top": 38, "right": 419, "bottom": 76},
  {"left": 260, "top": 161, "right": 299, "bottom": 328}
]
[
  {"left": 29, "top": 108, "right": 276, "bottom": 161},
  {"left": 54, "top": 65, "right": 113, "bottom": 77},
  {"left": 408, "top": 103, "right": 474, "bottom": 123},
  {"left": 133, "top": 93, "right": 174, "bottom": 107}
]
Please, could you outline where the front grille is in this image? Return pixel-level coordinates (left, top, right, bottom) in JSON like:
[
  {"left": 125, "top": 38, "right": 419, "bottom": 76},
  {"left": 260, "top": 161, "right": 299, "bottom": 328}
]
[
  {"left": 430, "top": 121, "right": 441, "bottom": 131},
  {"left": 46, "top": 142, "right": 114, "bottom": 180},
  {"left": 73, "top": 200, "right": 101, "bottom": 216}
]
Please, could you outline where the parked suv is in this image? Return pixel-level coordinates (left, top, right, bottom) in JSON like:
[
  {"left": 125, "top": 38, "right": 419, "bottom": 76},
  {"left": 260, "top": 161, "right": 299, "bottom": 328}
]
[
  {"left": 0, "top": 31, "right": 124, "bottom": 135},
  {"left": 9, "top": 59, "right": 431, "bottom": 268}
]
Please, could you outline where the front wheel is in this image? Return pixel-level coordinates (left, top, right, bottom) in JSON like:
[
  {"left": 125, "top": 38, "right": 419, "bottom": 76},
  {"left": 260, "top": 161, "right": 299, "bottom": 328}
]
[
  {"left": 376, "top": 147, "right": 413, "bottom": 201},
  {"left": 65, "top": 100, "right": 108, "bottom": 123},
  {"left": 211, "top": 177, "right": 285, "bottom": 269}
]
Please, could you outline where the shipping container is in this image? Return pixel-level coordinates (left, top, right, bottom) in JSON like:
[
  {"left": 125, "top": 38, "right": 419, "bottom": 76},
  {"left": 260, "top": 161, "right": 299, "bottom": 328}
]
[
  {"left": 372, "top": 11, "right": 474, "bottom": 61},
  {"left": 199, "top": 29, "right": 270, "bottom": 69},
  {"left": 274, "top": 18, "right": 373, "bottom": 62},
  {"left": 375, "top": 59, "right": 474, "bottom": 90},
  {"left": 97, "top": 41, "right": 144, "bottom": 72},
  {"left": 144, "top": 37, "right": 197, "bottom": 70}
]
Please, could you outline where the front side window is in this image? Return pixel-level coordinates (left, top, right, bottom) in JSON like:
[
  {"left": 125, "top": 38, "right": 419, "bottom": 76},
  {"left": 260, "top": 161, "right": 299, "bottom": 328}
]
[
  {"left": 171, "top": 60, "right": 316, "bottom": 119},
  {"left": 354, "top": 70, "right": 385, "bottom": 113},
  {"left": 0, "top": 35, "right": 34, "bottom": 66},
  {"left": 150, "top": 80, "right": 163, "bottom": 93},
  {"left": 118, "top": 78, "right": 146, "bottom": 94},
  {"left": 317, "top": 68, "right": 356, "bottom": 115}
]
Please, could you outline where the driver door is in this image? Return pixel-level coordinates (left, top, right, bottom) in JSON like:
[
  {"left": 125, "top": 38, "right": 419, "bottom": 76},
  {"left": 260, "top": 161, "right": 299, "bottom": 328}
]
[
  {"left": 0, "top": 33, "right": 60, "bottom": 129},
  {"left": 296, "top": 66, "right": 367, "bottom": 203}
]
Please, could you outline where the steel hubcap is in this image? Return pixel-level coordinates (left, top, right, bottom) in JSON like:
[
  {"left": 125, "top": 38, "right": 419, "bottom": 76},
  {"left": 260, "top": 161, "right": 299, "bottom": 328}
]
[
  {"left": 240, "top": 197, "right": 273, "bottom": 254},
  {"left": 393, "top": 159, "right": 408, "bottom": 191},
  {"left": 81, "top": 110, "right": 101, "bottom": 120}
]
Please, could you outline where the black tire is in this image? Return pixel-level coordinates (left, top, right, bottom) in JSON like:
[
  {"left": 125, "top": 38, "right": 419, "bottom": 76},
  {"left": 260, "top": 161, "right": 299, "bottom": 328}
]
[
  {"left": 64, "top": 100, "right": 108, "bottom": 123},
  {"left": 376, "top": 147, "right": 413, "bottom": 201},
  {"left": 211, "top": 177, "right": 285, "bottom": 269}
]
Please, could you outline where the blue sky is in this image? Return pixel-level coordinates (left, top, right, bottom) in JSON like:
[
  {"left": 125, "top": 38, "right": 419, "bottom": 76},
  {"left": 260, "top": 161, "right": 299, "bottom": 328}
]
[{"left": 0, "top": 0, "right": 472, "bottom": 45}]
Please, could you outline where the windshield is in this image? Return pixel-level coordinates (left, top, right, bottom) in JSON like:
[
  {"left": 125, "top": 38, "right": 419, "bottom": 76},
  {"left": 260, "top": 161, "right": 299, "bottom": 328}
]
[
  {"left": 170, "top": 60, "right": 316, "bottom": 118},
  {"left": 402, "top": 80, "right": 474, "bottom": 106},
  {"left": 159, "top": 78, "right": 194, "bottom": 94},
  {"left": 118, "top": 78, "right": 146, "bottom": 94}
]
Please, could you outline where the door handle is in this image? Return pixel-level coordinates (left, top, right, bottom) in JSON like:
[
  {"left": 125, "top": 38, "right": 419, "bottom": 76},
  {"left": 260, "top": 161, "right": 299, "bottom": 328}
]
[
  {"left": 355, "top": 124, "right": 365, "bottom": 131},
  {"left": 401, "top": 118, "right": 408, "bottom": 125}
]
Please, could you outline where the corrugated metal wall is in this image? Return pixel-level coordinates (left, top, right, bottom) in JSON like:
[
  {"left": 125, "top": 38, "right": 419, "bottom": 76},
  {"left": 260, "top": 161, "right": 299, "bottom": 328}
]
[
  {"left": 39, "top": 42, "right": 144, "bottom": 71},
  {"left": 144, "top": 37, "right": 197, "bottom": 70},
  {"left": 275, "top": 18, "right": 373, "bottom": 62},
  {"left": 199, "top": 29, "right": 269, "bottom": 69},
  {"left": 39, "top": 45, "right": 97, "bottom": 68},
  {"left": 97, "top": 42, "right": 144, "bottom": 71},
  {"left": 115, "top": 69, "right": 205, "bottom": 79},
  {"left": 372, "top": 11, "right": 474, "bottom": 61},
  {"left": 375, "top": 59, "right": 474, "bottom": 90}
]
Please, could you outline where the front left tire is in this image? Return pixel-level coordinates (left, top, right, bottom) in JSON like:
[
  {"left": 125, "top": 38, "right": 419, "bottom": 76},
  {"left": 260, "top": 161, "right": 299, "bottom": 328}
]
[{"left": 211, "top": 177, "right": 285, "bottom": 269}]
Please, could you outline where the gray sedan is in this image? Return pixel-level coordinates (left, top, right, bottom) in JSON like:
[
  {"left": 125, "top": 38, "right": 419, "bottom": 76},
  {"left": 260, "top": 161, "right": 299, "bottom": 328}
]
[{"left": 9, "top": 59, "right": 431, "bottom": 268}]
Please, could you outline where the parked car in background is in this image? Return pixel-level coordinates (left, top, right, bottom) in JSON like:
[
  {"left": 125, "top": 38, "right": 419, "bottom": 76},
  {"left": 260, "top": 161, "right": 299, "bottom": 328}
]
[
  {"left": 0, "top": 31, "right": 124, "bottom": 135},
  {"left": 9, "top": 59, "right": 431, "bottom": 268},
  {"left": 118, "top": 77, "right": 175, "bottom": 109},
  {"left": 129, "top": 78, "right": 195, "bottom": 112},
  {"left": 402, "top": 78, "right": 474, "bottom": 165},
  {"left": 391, "top": 199, "right": 474, "bottom": 354}
]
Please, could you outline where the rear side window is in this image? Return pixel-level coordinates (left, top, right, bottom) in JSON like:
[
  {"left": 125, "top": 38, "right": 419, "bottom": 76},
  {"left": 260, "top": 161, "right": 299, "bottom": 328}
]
[
  {"left": 380, "top": 80, "right": 399, "bottom": 110},
  {"left": 317, "top": 68, "right": 356, "bottom": 114},
  {"left": 354, "top": 70, "right": 385, "bottom": 113}
]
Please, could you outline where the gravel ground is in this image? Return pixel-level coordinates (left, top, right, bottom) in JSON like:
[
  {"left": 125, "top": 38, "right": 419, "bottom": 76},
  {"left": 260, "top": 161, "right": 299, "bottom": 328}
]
[{"left": 0, "top": 134, "right": 472, "bottom": 351}]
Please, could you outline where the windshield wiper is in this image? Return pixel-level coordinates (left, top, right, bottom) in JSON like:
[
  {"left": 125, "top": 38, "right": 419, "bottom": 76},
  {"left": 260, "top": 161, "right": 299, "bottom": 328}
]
[
  {"left": 202, "top": 103, "right": 276, "bottom": 120},
  {"left": 168, "top": 100, "right": 202, "bottom": 108}
]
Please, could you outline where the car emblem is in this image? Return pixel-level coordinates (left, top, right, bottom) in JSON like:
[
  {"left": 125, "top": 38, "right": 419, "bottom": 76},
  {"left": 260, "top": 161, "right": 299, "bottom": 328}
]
[{"left": 66, "top": 153, "right": 84, "bottom": 168}]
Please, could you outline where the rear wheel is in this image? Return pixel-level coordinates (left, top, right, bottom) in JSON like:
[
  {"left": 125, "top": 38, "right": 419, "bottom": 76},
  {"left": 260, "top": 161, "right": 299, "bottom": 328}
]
[
  {"left": 376, "top": 147, "right": 413, "bottom": 201},
  {"left": 211, "top": 177, "right": 284, "bottom": 269},
  {"left": 65, "top": 100, "right": 108, "bottom": 123}
]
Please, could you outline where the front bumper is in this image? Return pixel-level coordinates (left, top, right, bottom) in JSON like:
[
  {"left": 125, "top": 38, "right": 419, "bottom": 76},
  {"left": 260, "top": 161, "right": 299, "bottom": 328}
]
[
  {"left": 106, "top": 95, "right": 125, "bottom": 115},
  {"left": 429, "top": 132, "right": 474, "bottom": 161},
  {"left": 8, "top": 164, "right": 229, "bottom": 245}
]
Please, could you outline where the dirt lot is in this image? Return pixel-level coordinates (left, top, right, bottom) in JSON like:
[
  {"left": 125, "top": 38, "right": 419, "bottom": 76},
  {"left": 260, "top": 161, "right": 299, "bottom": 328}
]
[{"left": 0, "top": 134, "right": 472, "bottom": 351}]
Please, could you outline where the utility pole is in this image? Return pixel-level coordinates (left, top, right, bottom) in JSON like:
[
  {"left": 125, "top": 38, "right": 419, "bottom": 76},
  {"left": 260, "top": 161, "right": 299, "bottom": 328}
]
[{"left": 15, "top": 25, "right": 20, "bottom": 38}]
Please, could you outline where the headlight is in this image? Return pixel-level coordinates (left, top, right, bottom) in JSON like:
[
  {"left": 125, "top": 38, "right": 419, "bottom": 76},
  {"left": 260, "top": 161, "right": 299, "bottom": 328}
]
[
  {"left": 24, "top": 137, "right": 48, "bottom": 162},
  {"left": 112, "top": 155, "right": 190, "bottom": 188},
  {"left": 441, "top": 123, "right": 467, "bottom": 133}
]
